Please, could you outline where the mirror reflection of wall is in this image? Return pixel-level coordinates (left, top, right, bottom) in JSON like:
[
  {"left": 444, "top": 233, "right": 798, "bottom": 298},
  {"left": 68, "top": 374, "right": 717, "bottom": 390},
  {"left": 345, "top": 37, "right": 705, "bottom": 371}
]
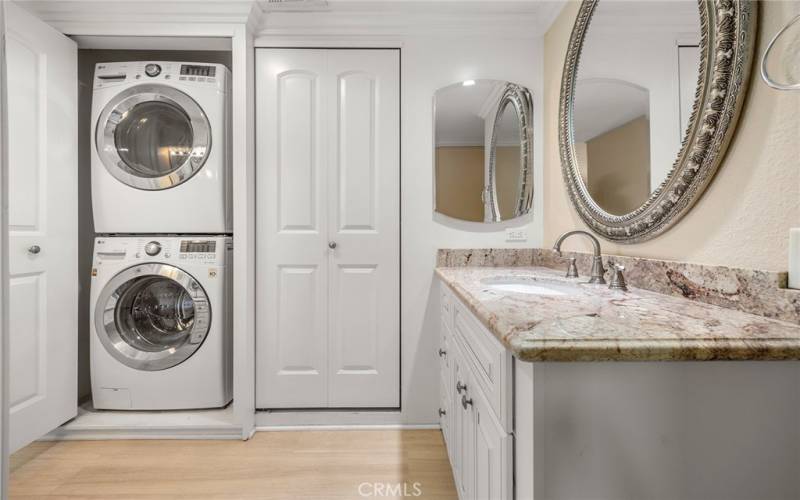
[
  {"left": 493, "top": 103, "right": 522, "bottom": 221},
  {"left": 572, "top": 0, "right": 700, "bottom": 216},
  {"left": 434, "top": 81, "right": 492, "bottom": 222},
  {"left": 434, "top": 79, "right": 533, "bottom": 223}
]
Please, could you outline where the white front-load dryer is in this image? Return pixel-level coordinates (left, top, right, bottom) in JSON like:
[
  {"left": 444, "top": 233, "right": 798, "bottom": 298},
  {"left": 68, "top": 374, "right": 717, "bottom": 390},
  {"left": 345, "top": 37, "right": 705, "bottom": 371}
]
[
  {"left": 90, "top": 236, "right": 232, "bottom": 410},
  {"left": 91, "top": 61, "right": 231, "bottom": 234}
]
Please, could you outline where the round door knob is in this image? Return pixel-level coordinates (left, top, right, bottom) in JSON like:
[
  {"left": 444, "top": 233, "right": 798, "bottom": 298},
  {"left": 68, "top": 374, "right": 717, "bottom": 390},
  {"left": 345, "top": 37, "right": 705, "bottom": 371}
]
[
  {"left": 144, "top": 241, "right": 162, "bottom": 256},
  {"left": 28, "top": 245, "right": 41, "bottom": 255},
  {"left": 328, "top": 242, "right": 337, "bottom": 249},
  {"left": 461, "top": 395, "right": 473, "bottom": 410}
]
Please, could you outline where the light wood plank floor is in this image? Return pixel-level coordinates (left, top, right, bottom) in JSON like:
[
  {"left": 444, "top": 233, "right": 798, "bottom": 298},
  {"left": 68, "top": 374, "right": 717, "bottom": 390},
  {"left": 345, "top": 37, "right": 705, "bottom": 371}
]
[{"left": 10, "top": 430, "right": 457, "bottom": 500}]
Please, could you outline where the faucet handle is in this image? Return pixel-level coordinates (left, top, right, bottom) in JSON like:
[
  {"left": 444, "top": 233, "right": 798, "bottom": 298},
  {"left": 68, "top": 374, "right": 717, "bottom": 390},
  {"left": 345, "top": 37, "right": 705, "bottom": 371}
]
[
  {"left": 608, "top": 261, "right": 628, "bottom": 291},
  {"left": 565, "top": 257, "right": 579, "bottom": 278}
]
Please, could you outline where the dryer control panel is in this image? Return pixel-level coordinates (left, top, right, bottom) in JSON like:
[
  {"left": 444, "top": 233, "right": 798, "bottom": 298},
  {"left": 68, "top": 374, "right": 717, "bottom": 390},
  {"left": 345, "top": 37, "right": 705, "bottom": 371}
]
[{"left": 94, "top": 61, "right": 230, "bottom": 93}]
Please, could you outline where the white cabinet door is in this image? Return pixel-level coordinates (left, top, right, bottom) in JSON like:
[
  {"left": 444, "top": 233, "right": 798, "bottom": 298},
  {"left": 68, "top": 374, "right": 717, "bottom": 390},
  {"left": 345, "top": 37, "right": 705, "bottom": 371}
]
[
  {"left": 452, "top": 344, "right": 474, "bottom": 500},
  {"left": 473, "top": 389, "right": 512, "bottom": 500},
  {"left": 255, "top": 49, "right": 399, "bottom": 409},
  {"left": 5, "top": 2, "right": 78, "bottom": 452}
]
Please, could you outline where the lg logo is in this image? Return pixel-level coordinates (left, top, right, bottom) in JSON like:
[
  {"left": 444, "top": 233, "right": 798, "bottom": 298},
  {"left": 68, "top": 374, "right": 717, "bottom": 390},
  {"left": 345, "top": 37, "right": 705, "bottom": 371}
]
[{"left": 358, "top": 482, "right": 423, "bottom": 497}]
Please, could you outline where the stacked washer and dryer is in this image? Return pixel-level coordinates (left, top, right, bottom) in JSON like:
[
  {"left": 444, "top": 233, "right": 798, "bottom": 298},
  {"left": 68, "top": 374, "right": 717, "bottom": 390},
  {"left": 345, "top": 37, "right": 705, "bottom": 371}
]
[{"left": 90, "top": 61, "right": 233, "bottom": 410}]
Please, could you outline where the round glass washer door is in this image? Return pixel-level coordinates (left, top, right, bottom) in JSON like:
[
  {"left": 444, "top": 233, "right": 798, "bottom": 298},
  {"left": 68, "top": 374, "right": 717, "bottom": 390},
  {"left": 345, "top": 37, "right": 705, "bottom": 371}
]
[
  {"left": 95, "top": 263, "right": 211, "bottom": 371},
  {"left": 95, "top": 84, "right": 211, "bottom": 191}
]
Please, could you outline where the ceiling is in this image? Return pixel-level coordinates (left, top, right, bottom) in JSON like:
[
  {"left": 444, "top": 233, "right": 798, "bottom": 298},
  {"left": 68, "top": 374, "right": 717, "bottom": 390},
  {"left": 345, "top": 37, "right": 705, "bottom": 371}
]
[{"left": 17, "top": 0, "right": 567, "bottom": 37}]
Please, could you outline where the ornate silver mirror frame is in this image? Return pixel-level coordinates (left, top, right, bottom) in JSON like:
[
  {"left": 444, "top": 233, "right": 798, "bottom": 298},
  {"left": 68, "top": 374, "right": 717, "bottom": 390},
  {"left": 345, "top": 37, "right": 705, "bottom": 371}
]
[
  {"left": 559, "top": 0, "right": 757, "bottom": 243},
  {"left": 487, "top": 83, "right": 534, "bottom": 222}
]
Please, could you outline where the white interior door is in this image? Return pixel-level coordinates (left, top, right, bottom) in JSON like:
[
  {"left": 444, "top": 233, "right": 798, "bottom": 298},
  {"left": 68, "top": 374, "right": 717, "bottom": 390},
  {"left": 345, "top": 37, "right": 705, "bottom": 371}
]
[
  {"left": 5, "top": 2, "right": 78, "bottom": 452},
  {"left": 256, "top": 49, "right": 328, "bottom": 408},
  {"left": 256, "top": 48, "right": 399, "bottom": 409},
  {"left": 326, "top": 50, "right": 399, "bottom": 407}
]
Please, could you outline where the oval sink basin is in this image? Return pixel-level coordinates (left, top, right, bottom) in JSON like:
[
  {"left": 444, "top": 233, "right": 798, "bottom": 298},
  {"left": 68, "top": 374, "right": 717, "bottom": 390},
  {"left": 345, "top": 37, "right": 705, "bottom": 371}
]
[{"left": 480, "top": 276, "right": 579, "bottom": 296}]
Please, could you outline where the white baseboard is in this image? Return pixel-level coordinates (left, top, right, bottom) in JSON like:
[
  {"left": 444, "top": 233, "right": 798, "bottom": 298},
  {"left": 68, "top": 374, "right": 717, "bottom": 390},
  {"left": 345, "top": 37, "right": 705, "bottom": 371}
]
[
  {"left": 255, "top": 409, "right": 439, "bottom": 428},
  {"left": 255, "top": 424, "right": 441, "bottom": 432}
]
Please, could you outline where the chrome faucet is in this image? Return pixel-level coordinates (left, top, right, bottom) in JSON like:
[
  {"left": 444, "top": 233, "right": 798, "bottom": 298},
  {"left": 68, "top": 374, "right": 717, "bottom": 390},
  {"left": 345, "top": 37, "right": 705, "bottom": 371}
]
[{"left": 552, "top": 230, "right": 607, "bottom": 284}]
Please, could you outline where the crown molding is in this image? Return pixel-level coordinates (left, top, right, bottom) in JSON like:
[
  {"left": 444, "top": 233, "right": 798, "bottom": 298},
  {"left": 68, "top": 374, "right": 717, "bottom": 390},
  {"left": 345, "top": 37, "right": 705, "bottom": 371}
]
[
  {"left": 16, "top": 0, "right": 565, "bottom": 39},
  {"left": 258, "top": 1, "right": 566, "bottom": 38},
  {"left": 15, "top": 0, "right": 264, "bottom": 29}
]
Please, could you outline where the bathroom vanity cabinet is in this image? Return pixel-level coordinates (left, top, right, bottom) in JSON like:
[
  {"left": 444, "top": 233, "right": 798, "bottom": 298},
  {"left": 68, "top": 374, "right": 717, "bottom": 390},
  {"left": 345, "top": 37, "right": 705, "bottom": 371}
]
[
  {"left": 438, "top": 271, "right": 800, "bottom": 500},
  {"left": 439, "top": 283, "right": 513, "bottom": 500}
]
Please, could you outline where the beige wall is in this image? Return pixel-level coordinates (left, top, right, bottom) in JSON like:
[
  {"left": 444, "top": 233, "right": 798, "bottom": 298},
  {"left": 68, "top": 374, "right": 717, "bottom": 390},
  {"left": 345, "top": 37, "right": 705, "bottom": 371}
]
[
  {"left": 436, "top": 146, "right": 485, "bottom": 222},
  {"left": 585, "top": 115, "right": 651, "bottom": 216},
  {"left": 543, "top": 0, "right": 800, "bottom": 272}
]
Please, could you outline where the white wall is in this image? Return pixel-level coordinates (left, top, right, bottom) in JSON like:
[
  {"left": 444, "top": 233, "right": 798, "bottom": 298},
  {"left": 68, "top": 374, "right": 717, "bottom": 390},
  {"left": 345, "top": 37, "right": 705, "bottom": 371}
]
[
  {"left": 402, "top": 35, "right": 544, "bottom": 423},
  {"left": 256, "top": 19, "right": 546, "bottom": 424}
]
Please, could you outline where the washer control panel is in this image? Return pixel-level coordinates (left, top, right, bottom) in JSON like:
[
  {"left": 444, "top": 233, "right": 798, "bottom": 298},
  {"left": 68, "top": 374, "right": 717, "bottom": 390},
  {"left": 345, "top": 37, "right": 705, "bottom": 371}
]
[{"left": 93, "top": 237, "right": 230, "bottom": 268}]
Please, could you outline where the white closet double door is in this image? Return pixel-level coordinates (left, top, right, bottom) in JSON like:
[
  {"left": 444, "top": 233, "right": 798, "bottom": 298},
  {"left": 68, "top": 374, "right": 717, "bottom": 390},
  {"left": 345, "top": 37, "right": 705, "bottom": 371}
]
[{"left": 255, "top": 49, "right": 400, "bottom": 408}]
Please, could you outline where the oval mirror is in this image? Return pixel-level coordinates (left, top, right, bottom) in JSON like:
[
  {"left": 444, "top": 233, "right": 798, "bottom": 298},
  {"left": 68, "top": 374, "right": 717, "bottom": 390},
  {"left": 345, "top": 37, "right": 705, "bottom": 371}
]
[
  {"left": 560, "top": 0, "right": 756, "bottom": 242},
  {"left": 434, "top": 80, "right": 533, "bottom": 223}
]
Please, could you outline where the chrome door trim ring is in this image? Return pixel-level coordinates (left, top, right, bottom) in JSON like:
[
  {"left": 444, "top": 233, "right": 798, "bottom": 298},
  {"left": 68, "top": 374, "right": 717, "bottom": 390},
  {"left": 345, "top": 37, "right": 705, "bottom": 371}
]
[
  {"left": 95, "top": 84, "right": 212, "bottom": 191},
  {"left": 94, "top": 263, "right": 212, "bottom": 371}
]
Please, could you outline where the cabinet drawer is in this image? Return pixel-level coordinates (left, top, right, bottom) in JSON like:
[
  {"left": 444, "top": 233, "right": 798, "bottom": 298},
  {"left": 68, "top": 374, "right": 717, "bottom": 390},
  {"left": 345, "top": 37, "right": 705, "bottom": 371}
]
[{"left": 452, "top": 295, "right": 512, "bottom": 432}]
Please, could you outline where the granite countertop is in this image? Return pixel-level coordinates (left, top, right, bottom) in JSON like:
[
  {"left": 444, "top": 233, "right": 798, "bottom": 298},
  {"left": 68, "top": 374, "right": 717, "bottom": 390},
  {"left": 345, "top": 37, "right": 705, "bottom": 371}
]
[{"left": 436, "top": 266, "right": 800, "bottom": 362}]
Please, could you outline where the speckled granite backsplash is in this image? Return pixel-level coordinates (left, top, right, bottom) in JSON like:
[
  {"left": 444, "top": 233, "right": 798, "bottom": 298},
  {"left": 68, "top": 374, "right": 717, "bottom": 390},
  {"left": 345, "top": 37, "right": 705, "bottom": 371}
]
[{"left": 437, "top": 248, "right": 800, "bottom": 325}]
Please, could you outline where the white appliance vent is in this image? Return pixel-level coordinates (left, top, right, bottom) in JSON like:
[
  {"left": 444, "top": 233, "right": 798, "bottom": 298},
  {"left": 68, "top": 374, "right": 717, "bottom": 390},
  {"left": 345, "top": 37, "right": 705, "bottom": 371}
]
[{"left": 261, "top": 0, "right": 329, "bottom": 11}]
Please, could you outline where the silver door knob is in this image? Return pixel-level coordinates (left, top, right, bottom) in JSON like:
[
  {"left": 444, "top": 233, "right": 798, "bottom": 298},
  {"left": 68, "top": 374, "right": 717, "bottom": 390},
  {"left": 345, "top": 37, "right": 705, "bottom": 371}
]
[
  {"left": 28, "top": 245, "right": 41, "bottom": 255},
  {"left": 328, "top": 242, "right": 337, "bottom": 249}
]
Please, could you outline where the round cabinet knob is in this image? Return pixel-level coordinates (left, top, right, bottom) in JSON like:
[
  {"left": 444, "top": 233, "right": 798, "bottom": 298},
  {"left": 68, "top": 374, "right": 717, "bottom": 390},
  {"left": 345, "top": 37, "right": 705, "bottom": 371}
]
[
  {"left": 144, "top": 241, "right": 162, "bottom": 256},
  {"left": 438, "top": 408, "right": 446, "bottom": 417},
  {"left": 144, "top": 63, "right": 161, "bottom": 77},
  {"left": 461, "top": 395, "right": 473, "bottom": 410},
  {"left": 28, "top": 245, "right": 41, "bottom": 255},
  {"left": 328, "top": 242, "right": 337, "bottom": 249},
  {"left": 438, "top": 348, "right": 447, "bottom": 357},
  {"left": 456, "top": 381, "right": 467, "bottom": 394}
]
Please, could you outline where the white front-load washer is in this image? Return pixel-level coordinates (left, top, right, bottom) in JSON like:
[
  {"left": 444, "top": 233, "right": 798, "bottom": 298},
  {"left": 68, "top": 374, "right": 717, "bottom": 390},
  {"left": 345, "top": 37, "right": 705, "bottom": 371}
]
[
  {"left": 90, "top": 236, "right": 232, "bottom": 410},
  {"left": 91, "top": 61, "right": 231, "bottom": 234}
]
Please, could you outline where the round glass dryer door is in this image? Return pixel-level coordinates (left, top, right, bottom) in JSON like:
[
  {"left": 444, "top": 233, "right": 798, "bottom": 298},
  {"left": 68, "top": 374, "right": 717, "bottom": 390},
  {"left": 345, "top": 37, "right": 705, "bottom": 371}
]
[
  {"left": 95, "top": 84, "right": 211, "bottom": 190},
  {"left": 95, "top": 263, "right": 211, "bottom": 371}
]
